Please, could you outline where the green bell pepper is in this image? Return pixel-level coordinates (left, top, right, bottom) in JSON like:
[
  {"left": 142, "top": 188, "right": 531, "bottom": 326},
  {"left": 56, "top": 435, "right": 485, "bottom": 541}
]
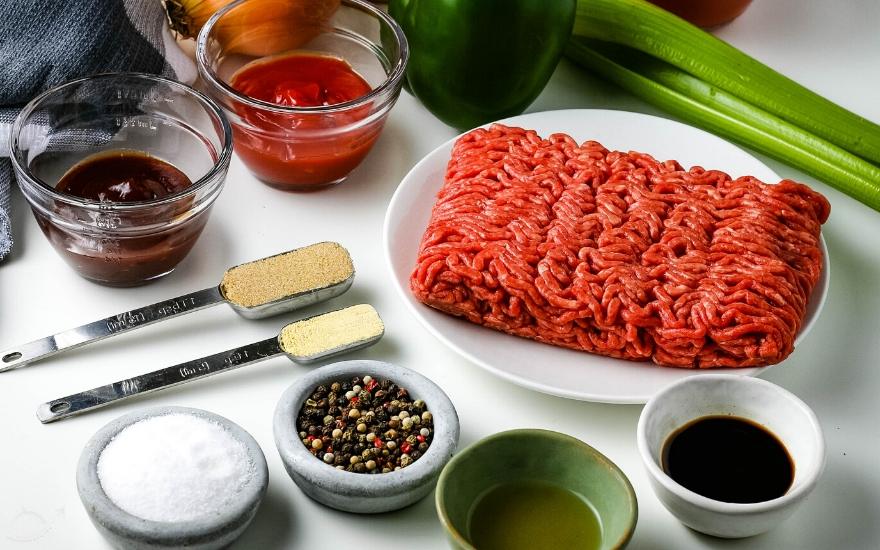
[{"left": 389, "top": 0, "right": 576, "bottom": 130}]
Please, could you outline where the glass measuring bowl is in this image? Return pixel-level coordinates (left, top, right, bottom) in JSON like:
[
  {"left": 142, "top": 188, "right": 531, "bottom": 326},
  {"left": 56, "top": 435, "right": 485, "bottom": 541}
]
[
  {"left": 197, "top": 0, "right": 408, "bottom": 190},
  {"left": 11, "top": 73, "right": 233, "bottom": 286}
]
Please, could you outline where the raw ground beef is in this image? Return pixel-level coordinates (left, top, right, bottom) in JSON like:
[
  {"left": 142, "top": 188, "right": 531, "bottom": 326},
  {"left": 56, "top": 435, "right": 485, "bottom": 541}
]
[{"left": 410, "top": 124, "right": 830, "bottom": 368}]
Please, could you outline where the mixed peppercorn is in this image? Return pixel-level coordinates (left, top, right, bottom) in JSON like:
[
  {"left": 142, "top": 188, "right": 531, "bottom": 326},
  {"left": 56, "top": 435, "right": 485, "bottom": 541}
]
[{"left": 296, "top": 375, "right": 434, "bottom": 473}]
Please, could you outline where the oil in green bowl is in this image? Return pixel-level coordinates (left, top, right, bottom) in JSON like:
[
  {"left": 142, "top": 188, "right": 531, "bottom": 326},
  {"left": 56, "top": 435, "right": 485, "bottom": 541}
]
[{"left": 467, "top": 480, "right": 602, "bottom": 550}]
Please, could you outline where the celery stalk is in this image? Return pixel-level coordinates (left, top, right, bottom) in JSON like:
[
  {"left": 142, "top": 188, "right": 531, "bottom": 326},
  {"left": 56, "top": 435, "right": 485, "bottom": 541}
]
[
  {"left": 565, "top": 38, "right": 880, "bottom": 211},
  {"left": 572, "top": 0, "right": 880, "bottom": 165}
]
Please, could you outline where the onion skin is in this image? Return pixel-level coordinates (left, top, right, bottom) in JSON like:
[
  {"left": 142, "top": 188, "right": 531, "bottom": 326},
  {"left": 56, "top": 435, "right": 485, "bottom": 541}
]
[
  {"left": 166, "top": 0, "right": 228, "bottom": 38},
  {"left": 166, "top": 0, "right": 340, "bottom": 56}
]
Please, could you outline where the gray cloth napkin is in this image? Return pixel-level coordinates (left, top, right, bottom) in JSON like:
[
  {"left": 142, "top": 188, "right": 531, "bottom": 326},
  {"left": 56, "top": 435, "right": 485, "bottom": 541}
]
[{"left": 0, "top": 0, "right": 196, "bottom": 261}]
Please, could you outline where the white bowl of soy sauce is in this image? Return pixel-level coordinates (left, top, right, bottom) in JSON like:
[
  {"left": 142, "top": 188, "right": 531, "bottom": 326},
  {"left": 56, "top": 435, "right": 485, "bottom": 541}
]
[{"left": 637, "top": 374, "right": 825, "bottom": 538}]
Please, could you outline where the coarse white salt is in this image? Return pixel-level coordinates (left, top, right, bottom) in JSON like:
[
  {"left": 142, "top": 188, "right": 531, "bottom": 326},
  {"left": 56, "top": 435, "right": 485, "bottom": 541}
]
[{"left": 97, "top": 413, "right": 255, "bottom": 523}]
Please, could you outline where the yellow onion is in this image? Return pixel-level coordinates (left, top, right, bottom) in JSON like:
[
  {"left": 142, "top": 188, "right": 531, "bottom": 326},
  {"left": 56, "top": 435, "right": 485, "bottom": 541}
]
[{"left": 165, "top": 0, "right": 340, "bottom": 56}]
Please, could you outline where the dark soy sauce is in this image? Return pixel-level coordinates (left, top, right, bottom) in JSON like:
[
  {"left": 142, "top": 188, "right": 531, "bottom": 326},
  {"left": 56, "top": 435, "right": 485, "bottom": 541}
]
[{"left": 662, "top": 415, "right": 794, "bottom": 504}]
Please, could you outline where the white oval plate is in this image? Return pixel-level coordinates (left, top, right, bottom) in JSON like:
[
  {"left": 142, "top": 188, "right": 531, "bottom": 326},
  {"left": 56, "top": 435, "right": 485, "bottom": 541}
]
[{"left": 383, "top": 109, "right": 829, "bottom": 404}]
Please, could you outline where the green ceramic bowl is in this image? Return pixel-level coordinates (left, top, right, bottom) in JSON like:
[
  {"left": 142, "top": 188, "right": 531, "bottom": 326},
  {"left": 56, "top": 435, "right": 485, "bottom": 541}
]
[{"left": 435, "top": 429, "right": 637, "bottom": 550}]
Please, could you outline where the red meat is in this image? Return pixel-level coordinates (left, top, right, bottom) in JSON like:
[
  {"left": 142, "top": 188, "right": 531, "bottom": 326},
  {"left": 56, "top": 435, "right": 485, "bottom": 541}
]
[{"left": 410, "top": 124, "right": 830, "bottom": 368}]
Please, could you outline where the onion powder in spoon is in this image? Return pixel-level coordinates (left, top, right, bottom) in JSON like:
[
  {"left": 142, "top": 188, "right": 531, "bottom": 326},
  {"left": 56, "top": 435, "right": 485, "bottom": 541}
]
[{"left": 96, "top": 413, "right": 256, "bottom": 522}]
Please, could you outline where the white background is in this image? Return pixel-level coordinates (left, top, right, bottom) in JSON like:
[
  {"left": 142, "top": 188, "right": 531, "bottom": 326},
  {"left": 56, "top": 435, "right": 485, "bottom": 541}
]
[{"left": 2, "top": 1, "right": 880, "bottom": 548}]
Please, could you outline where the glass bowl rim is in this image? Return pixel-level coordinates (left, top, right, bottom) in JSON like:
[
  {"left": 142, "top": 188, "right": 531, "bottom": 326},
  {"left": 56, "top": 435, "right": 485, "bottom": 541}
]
[
  {"left": 10, "top": 71, "right": 234, "bottom": 211},
  {"left": 195, "top": 0, "right": 409, "bottom": 115}
]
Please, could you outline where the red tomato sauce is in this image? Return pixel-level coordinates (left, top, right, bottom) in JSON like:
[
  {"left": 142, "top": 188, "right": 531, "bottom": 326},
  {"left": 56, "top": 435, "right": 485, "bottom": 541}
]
[
  {"left": 229, "top": 52, "right": 382, "bottom": 189},
  {"left": 232, "top": 52, "right": 371, "bottom": 107}
]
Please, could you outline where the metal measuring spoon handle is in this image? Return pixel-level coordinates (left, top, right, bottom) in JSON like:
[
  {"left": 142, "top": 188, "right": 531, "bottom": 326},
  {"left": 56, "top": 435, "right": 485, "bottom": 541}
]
[
  {"left": 1, "top": 287, "right": 224, "bottom": 372},
  {"left": 37, "top": 337, "right": 283, "bottom": 423},
  {"left": 2, "top": 242, "right": 355, "bottom": 373},
  {"left": 36, "top": 304, "right": 384, "bottom": 423}
]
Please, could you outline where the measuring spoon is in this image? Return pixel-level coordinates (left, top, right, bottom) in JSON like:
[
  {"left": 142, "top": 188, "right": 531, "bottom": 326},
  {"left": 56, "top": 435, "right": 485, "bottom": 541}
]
[
  {"left": 37, "top": 304, "right": 384, "bottom": 423},
  {"left": 1, "top": 242, "right": 354, "bottom": 372}
]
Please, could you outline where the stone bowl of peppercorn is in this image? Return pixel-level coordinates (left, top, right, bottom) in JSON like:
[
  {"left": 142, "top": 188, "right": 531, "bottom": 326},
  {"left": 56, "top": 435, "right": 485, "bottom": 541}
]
[{"left": 273, "top": 359, "right": 460, "bottom": 513}]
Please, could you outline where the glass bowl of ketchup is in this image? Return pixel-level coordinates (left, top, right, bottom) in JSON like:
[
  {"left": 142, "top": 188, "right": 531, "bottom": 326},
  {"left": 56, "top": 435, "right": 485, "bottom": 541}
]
[
  {"left": 10, "top": 73, "right": 233, "bottom": 287},
  {"left": 196, "top": 0, "right": 408, "bottom": 191}
]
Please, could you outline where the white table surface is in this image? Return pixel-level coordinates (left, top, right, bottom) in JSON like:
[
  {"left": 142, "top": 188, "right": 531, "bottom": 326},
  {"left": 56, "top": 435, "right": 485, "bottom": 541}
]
[{"left": 2, "top": 1, "right": 879, "bottom": 548}]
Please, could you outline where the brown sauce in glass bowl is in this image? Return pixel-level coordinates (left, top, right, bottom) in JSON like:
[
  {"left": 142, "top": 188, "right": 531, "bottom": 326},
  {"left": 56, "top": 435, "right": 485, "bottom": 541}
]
[
  {"left": 56, "top": 150, "right": 192, "bottom": 202},
  {"left": 41, "top": 150, "right": 204, "bottom": 286}
]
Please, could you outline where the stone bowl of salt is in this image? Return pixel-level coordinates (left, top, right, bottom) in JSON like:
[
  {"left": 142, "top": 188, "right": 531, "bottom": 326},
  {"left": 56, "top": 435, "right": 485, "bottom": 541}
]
[{"left": 77, "top": 406, "right": 268, "bottom": 550}]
